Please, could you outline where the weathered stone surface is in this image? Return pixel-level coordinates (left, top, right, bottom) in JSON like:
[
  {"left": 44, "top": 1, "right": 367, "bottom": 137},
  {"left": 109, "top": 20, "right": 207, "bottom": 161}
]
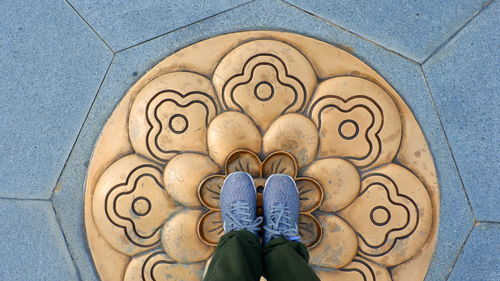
[
  {"left": 129, "top": 72, "right": 218, "bottom": 163},
  {"left": 263, "top": 114, "right": 319, "bottom": 167},
  {"left": 309, "top": 214, "right": 358, "bottom": 269},
  {"left": 207, "top": 111, "right": 262, "bottom": 166},
  {"left": 163, "top": 153, "right": 219, "bottom": 207},
  {"left": 162, "top": 209, "right": 215, "bottom": 263},
  {"left": 92, "top": 154, "right": 177, "bottom": 256},
  {"left": 84, "top": 31, "right": 440, "bottom": 280},
  {"left": 303, "top": 158, "right": 360, "bottom": 212}
]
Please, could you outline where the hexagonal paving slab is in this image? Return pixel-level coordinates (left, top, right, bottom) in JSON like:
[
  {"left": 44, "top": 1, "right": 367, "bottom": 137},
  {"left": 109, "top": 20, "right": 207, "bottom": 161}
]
[
  {"left": 0, "top": 0, "right": 112, "bottom": 200},
  {"left": 84, "top": 31, "right": 440, "bottom": 280},
  {"left": 423, "top": 1, "right": 499, "bottom": 222},
  {"left": 0, "top": 199, "right": 78, "bottom": 280},
  {"left": 285, "top": 0, "right": 488, "bottom": 62},
  {"left": 67, "top": 0, "right": 250, "bottom": 51}
]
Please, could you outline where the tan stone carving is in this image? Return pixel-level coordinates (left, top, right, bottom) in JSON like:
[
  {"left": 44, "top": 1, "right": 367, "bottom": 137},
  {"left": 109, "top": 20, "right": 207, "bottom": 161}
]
[
  {"left": 263, "top": 113, "right": 319, "bottom": 167},
  {"left": 197, "top": 150, "right": 323, "bottom": 248},
  {"left": 162, "top": 209, "right": 214, "bottom": 263},
  {"left": 303, "top": 158, "right": 360, "bottom": 212},
  {"left": 124, "top": 249, "right": 205, "bottom": 281},
  {"left": 309, "top": 214, "right": 358, "bottom": 269},
  {"left": 92, "top": 154, "right": 177, "bottom": 256},
  {"left": 129, "top": 72, "right": 218, "bottom": 163},
  {"left": 315, "top": 256, "right": 391, "bottom": 281},
  {"left": 207, "top": 111, "right": 262, "bottom": 166},
  {"left": 85, "top": 31, "right": 439, "bottom": 281},
  {"left": 213, "top": 40, "right": 317, "bottom": 131},
  {"left": 308, "top": 76, "right": 402, "bottom": 170},
  {"left": 163, "top": 153, "right": 219, "bottom": 207},
  {"left": 339, "top": 164, "right": 433, "bottom": 266}
]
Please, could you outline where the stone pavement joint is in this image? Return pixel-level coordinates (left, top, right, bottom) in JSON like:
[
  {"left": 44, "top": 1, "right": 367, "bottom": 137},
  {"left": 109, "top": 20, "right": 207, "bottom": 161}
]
[
  {"left": 421, "top": 0, "right": 495, "bottom": 64},
  {"left": 65, "top": 0, "right": 255, "bottom": 52},
  {"left": 422, "top": 1, "right": 499, "bottom": 222},
  {"left": 419, "top": 66, "right": 475, "bottom": 217},
  {"left": 51, "top": 200, "right": 83, "bottom": 281},
  {"left": 447, "top": 222, "right": 500, "bottom": 280},
  {"left": 283, "top": 0, "right": 491, "bottom": 63},
  {"left": 281, "top": 0, "right": 421, "bottom": 65},
  {"left": 0, "top": 0, "right": 113, "bottom": 200},
  {"left": 445, "top": 222, "right": 474, "bottom": 280},
  {"left": 50, "top": 55, "right": 116, "bottom": 198},
  {"left": 63, "top": 0, "right": 114, "bottom": 53},
  {"left": 0, "top": 199, "right": 79, "bottom": 280},
  {"left": 116, "top": 0, "right": 257, "bottom": 53},
  {"left": 29, "top": 0, "right": 495, "bottom": 279}
]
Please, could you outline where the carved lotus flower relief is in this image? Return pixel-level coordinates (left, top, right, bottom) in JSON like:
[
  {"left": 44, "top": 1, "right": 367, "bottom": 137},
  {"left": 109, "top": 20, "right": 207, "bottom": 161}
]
[{"left": 85, "top": 32, "right": 439, "bottom": 281}]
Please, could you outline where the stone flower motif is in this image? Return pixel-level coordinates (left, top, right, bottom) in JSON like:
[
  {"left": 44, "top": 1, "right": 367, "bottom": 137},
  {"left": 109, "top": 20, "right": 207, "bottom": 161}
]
[
  {"left": 89, "top": 38, "right": 435, "bottom": 281},
  {"left": 197, "top": 149, "right": 323, "bottom": 248}
]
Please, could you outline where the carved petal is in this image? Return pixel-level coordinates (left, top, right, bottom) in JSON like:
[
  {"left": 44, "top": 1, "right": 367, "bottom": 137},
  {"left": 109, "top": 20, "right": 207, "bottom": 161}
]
[
  {"left": 198, "top": 210, "right": 224, "bottom": 247},
  {"left": 308, "top": 76, "right": 401, "bottom": 170},
  {"left": 263, "top": 113, "right": 318, "bottom": 167},
  {"left": 213, "top": 40, "right": 317, "bottom": 130},
  {"left": 92, "top": 154, "right": 177, "bottom": 256},
  {"left": 299, "top": 214, "right": 322, "bottom": 248},
  {"left": 339, "top": 164, "right": 433, "bottom": 266},
  {"left": 198, "top": 175, "right": 225, "bottom": 209},
  {"left": 296, "top": 177, "right": 323, "bottom": 213},
  {"left": 315, "top": 256, "right": 392, "bottom": 281},
  {"left": 129, "top": 72, "right": 218, "bottom": 163},
  {"left": 303, "top": 158, "right": 360, "bottom": 212},
  {"left": 309, "top": 214, "right": 358, "bottom": 269},
  {"left": 124, "top": 249, "right": 205, "bottom": 281},
  {"left": 207, "top": 111, "right": 262, "bottom": 166},
  {"left": 162, "top": 209, "right": 214, "bottom": 263},
  {"left": 262, "top": 151, "right": 298, "bottom": 178},
  {"left": 164, "top": 153, "right": 219, "bottom": 207},
  {"left": 225, "top": 150, "right": 261, "bottom": 178}
]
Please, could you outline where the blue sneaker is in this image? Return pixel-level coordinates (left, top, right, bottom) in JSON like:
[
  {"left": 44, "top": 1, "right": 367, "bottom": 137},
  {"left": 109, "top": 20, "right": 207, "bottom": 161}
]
[
  {"left": 263, "top": 174, "right": 301, "bottom": 244},
  {"left": 220, "top": 172, "right": 263, "bottom": 235}
]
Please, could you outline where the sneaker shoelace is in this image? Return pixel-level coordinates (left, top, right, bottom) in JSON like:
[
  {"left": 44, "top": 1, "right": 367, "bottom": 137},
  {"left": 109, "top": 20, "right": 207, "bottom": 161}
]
[
  {"left": 264, "top": 203, "right": 300, "bottom": 241},
  {"left": 224, "top": 201, "right": 263, "bottom": 233}
]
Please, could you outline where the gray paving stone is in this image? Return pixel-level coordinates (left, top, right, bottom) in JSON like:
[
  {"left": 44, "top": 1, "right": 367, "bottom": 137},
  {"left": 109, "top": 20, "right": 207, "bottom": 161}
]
[
  {"left": 448, "top": 223, "right": 500, "bottom": 281},
  {"left": 0, "top": 199, "right": 78, "bottom": 281},
  {"left": 67, "top": 0, "right": 250, "bottom": 51},
  {"left": 421, "top": 98, "right": 475, "bottom": 281},
  {"left": 0, "top": 0, "right": 113, "bottom": 199},
  {"left": 285, "top": 0, "right": 488, "bottom": 62},
  {"left": 53, "top": 58, "right": 123, "bottom": 281},
  {"left": 423, "top": 2, "right": 499, "bottom": 222},
  {"left": 53, "top": 0, "right": 473, "bottom": 279}
]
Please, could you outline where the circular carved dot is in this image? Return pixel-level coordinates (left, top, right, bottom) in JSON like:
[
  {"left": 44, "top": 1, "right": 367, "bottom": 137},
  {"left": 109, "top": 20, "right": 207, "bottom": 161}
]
[
  {"left": 131, "top": 197, "right": 152, "bottom": 216},
  {"left": 168, "top": 114, "right": 189, "bottom": 134},
  {"left": 370, "top": 206, "right": 391, "bottom": 226},
  {"left": 85, "top": 32, "right": 439, "bottom": 281},
  {"left": 254, "top": 81, "right": 274, "bottom": 101},
  {"left": 338, "top": 119, "right": 359, "bottom": 140}
]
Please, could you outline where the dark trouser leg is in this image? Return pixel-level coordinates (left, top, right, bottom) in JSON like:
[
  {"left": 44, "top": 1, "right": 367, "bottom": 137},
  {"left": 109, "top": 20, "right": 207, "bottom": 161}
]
[
  {"left": 263, "top": 237, "right": 320, "bottom": 281},
  {"left": 203, "top": 230, "right": 263, "bottom": 281}
]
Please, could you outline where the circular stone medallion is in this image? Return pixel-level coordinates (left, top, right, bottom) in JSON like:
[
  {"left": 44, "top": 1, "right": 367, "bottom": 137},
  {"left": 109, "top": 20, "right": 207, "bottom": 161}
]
[{"left": 85, "top": 31, "right": 440, "bottom": 281}]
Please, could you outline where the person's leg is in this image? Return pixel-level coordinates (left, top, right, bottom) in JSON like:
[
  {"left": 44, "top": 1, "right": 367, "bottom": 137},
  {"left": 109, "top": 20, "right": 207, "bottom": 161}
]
[
  {"left": 203, "top": 172, "right": 264, "bottom": 281},
  {"left": 204, "top": 230, "right": 263, "bottom": 281},
  {"left": 262, "top": 174, "right": 320, "bottom": 281},
  {"left": 262, "top": 237, "right": 320, "bottom": 281}
]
